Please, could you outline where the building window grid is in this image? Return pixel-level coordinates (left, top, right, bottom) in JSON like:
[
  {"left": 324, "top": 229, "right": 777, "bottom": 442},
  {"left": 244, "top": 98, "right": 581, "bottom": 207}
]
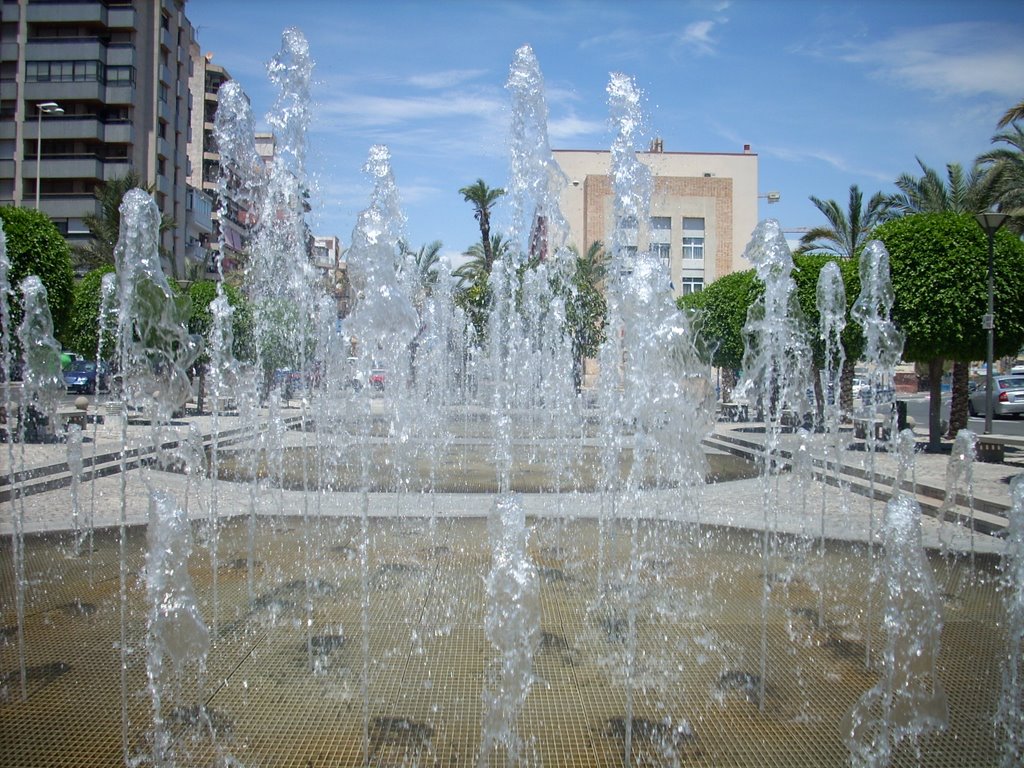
[
  {"left": 649, "top": 216, "right": 672, "bottom": 268},
  {"left": 680, "top": 277, "right": 704, "bottom": 295},
  {"left": 26, "top": 60, "right": 135, "bottom": 85},
  {"left": 682, "top": 216, "right": 705, "bottom": 261}
]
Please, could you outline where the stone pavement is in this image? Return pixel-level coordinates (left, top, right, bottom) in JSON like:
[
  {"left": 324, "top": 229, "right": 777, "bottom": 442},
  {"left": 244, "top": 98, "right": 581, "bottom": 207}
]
[{"left": 0, "top": 400, "right": 1020, "bottom": 558}]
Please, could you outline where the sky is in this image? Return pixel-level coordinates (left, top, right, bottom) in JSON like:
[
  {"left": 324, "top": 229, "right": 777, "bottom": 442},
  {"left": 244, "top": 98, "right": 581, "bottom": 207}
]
[{"left": 187, "top": 0, "right": 1024, "bottom": 265}]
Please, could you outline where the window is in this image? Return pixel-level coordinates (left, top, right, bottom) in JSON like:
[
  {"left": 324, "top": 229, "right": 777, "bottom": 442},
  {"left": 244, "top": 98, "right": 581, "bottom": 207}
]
[
  {"left": 105, "top": 65, "right": 135, "bottom": 85},
  {"left": 680, "top": 277, "right": 704, "bottom": 295},
  {"left": 650, "top": 242, "right": 671, "bottom": 266},
  {"left": 159, "top": 83, "right": 169, "bottom": 103},
  {"left": 649, "top": 216, "right": 671, "bottom": 267},
  {"left": 682, "top": 217, "right": 705, "bottom": 260},
  {"left": 158, "top": 120, "right": 167, "bottom": 139},
  {"left": 161, "top": 13, "right": 171, "bottom": 31},
  {"left": 157, "top": 157, "right": 166, "bottom": 176},
  {"left": 26, "top": 60, "right": 101, "bottom": 83}
]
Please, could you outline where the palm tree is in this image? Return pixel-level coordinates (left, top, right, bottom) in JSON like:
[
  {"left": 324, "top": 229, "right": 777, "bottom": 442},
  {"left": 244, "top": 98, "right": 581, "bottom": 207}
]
[
  {"left": 574, "top": 240, "right": 607, "bottom": 292},
  {"left": 452, "top": 234, "right": 512, "bottom": 290},
  {"left": 74, "top": 171, "right": 174, "bottom": 271},
  {"left": 399, "top": 240, "right": 443, "bottom": 296},
  {"left": 884, "top": 157, "right": 998, "bottom": 217},
  {"left": 797, "top": 184, "right": 889, "bottom": 258},
  {"left": 979, "top": 125, "right": 1024, "bottom": 234},
  {"left": 459, "top": 179, "right": 505, "bottom": 267},
  {"left": 997, "top": 97, "right": 1024, "bottom": 129}
]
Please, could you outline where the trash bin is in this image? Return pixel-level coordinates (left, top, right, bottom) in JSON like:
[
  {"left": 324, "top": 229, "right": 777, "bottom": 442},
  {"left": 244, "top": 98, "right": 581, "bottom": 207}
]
[{"left": 895, "top": 400, "right": 908, "bottom": 432}]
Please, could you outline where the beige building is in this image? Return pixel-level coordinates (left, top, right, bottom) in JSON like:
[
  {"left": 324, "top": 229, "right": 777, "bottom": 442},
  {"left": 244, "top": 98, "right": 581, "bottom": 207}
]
[
  {"left": 0, "top": 0, "right": 194, "bottom": 277},
  {"left": 553, "top": 141, "right": 759, "bottom": 297}
]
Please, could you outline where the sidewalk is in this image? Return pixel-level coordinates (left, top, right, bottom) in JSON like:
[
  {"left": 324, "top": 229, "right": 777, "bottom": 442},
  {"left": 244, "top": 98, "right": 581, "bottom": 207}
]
[{"left": 0, "top": 401, "right": 1019, "bottom": 557}]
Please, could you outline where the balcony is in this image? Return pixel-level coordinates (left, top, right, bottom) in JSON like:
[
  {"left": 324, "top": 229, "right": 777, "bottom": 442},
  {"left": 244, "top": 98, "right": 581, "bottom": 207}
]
[
  {"left": 27, "top": 2, "right": 106, "bottom": 25},
  {"left": 102, "top": 159, "right": 131, "bottom": 181},
  {"left": 104, "top": 83, "right": 134, "bottom": 105},
  {"left": 102, "top": 122, "right": 132, "bottom": 144},
  {"left": 37, "top": 194, "right": 100, "bottom": 221},
  {"left": 0, "top": 42, "right": 19, "bottom": 62},
  {"left": 25, "top": 80, "right": 105, "bottom": 103},
  {"left": 107, "top": 6, "right": 135, "bottom": 28},
  {"left": 106, "top": 45, "right": 135, "bottom": 67},
  {"left": 27, "top": 156, "right": 104, "bottom": 182},
  {"left": 24, "top": 39, "right": 106, "bottom": 61}
]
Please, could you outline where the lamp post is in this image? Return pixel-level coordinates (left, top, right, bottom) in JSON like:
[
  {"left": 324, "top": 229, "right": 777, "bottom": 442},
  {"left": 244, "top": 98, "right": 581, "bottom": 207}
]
[
  {"left": 974, "top": 211, "right": 1009, "bottom": 436},
  {"left": 34, "top": 101, "right": 63, "bottom": 210}
]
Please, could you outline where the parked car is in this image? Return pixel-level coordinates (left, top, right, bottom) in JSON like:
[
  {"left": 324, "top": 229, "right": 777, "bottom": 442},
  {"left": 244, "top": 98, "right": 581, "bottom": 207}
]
[
  {"left": 63, "top": 360, "right": 109, "bottom": 394},
  {"left": 968, "top": 375, "right": 1024, "bottom": 417}
]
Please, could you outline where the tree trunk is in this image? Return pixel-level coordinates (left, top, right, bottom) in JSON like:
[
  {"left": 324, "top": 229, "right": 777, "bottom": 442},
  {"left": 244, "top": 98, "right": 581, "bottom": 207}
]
[
  {"left": 721, "top": 368, "right": 737, "bottom": 403},
  {"left": 946, "top": 360, "right": 969, "bottom": 439},
  {"left": 926, "top": 357, "right": 945, "bottom": 452},
  {"left": 839, "top": 356, "right": 856, "bottom": 421}
]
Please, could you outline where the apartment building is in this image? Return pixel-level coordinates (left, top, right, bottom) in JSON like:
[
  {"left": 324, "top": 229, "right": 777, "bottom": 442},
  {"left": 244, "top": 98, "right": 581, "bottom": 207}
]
[
  {"left": 0, "top": 0, "right": 193, "bottom": 278},
  {"left": 186, "top": 45, "right": 254, "bottom": 278},
  {"left": 553, "top": 141, "right": 759, "bottom": 298}
]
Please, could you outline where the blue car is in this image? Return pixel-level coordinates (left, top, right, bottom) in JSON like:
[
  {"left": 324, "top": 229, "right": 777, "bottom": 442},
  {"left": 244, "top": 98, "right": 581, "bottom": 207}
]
[{"left": 63, "top": 360, "right": 109, "bottom": 394}]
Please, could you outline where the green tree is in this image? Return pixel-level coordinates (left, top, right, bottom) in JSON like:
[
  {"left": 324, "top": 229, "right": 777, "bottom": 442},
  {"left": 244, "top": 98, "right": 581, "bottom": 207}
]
[
  {"left": 453, "top": 234, "right": 512, "bottom": 340},
  {"left": 883, "top": 157, "right": 1001, "bottom": 437},
  {"left": 186, "top": 280, "right": 253, "bottom": 410},
  {"left": 885, "top": 158, "right": 998, "bottom": 218},
  {"left": 0, "top": 206, "right": 75, "bottom": 348},
  {"left": 459, "top": 179, "right": 505, "bottom": 269},
  {"left": 63, "top": 265, "right": 116, "bottom": 359},
  {"left": 74, "top": 171, "right": 174, "bottom": 271},
  {"left": 790, "top": 252, "right": 864, "bottom": 417},
  {"left": 797, "top": 184, "right": 890, "bottom": 258},
  {"left": 562, "top": 242, "right": 608, "bottom": 390},
  {"left": 677, "top": 269, "right": 761, "bottom": 400},
  {"left": 873, "top": 213, "right": 1024, "bottom": 449},
  {"left": 399, "top": 239, "right": 443, "bottom": 308}
]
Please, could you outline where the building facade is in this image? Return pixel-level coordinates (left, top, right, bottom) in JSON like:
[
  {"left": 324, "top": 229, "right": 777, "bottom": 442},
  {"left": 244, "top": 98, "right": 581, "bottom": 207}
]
[
  {"left": 553, "top": 142, "right": 759, "bottom": 297},
  {"left": 186, "top": 46, "right": 254, "bottom": 278},
  {"left": 0, "top": 0, "right": 193, "bottom": 277}
]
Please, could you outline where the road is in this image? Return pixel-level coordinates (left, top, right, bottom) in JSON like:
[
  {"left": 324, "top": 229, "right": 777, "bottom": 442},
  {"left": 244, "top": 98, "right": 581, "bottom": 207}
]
[{"left": 902, "top": 392, "right": 1024, "bottom": 437}]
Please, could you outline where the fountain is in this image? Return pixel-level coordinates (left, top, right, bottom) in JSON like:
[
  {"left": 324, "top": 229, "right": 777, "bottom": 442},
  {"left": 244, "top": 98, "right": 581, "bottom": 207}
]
[{"left": 0, "top": 32, "right": 1019, "bottom": 768}]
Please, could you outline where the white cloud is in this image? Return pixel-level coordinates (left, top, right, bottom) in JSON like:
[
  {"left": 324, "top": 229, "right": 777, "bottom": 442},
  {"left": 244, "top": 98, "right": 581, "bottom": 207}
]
[
  {"left": 548, "top": 114, "right": 606, "bottom": 144},
  {"left": 841, "top": 22, "right": 1024, "bottom": 100},
  {"left": 407, "top": 69, "right": 488, "bottom": 90},
  {"left": 678, "top": 20, "right": 718, "bottom": 56},
  {"left": 315, "top": 90, "right": 505, "bottom": 129}
]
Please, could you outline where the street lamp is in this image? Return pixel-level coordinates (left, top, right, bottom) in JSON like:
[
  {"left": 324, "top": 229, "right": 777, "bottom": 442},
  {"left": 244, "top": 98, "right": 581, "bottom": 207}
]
[
  {"left": 974, "top": 210, "right": 1009, "bottom": 436},
  {"left": 35, "top": 101, "right": 63, "bottom": 210}
]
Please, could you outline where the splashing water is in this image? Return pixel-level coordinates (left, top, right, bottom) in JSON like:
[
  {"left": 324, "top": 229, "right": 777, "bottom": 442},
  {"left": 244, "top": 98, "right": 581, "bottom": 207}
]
[
  {"left": 844, "top": 492, "right": 948, "bottom": 767},
  {"left": 144, "top": 489, "right": 210, "bottom": 766},
  {"left": 996, "top": 477, "right": 1024, "bottom": 767},
  {"left": 939, "top": 429, "right": 978, "bottom": 562}
]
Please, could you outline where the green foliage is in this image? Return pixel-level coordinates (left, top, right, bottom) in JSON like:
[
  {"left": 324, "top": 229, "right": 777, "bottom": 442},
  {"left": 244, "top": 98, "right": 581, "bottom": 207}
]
[
  {"left": 873, "top": 212, "right": 1024, "bottom": 362},
  {"left": 790, "top": 253, "right": 864, "bottom": 367},
  {"left": 186, "top": 280, "right": 254, "bottom": 364},
  {"left": 73, "top": 171, "right": 174, "bottom": 271},
  {"left": 677, "top": 269, "right": 761, "bottom": 372},
  {"left": 797, "top": 184, "right": 890, "bottom": 258},
  {"left": 0, "top": 206, "right": 75, "bottom": 343},
  {"left": 256, "top": 297, "right": 316, "bottom": 377},
  {"left": 63, "top": 265, "right": 116, "bottom": 358},
  {"left": 453, "top": 279, "right": 492, "bottom": 344}
]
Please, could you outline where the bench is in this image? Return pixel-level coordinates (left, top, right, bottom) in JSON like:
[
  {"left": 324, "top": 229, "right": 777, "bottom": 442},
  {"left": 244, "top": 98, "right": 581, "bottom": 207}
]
[
  {"left": 718, "top": 401, "right": 750, "bottom": 422},
  {"left": 853, "top": 416, "right": 892, "bottom": 442},
  {"left": 976, "top": 433, "right": 1024, "bottom": 464}
]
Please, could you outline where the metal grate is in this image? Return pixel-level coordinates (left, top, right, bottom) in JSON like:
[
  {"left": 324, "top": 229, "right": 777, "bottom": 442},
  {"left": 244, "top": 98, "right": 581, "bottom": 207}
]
[{"left": 0, "top": 516, "right": 1014, "bottom": 766}]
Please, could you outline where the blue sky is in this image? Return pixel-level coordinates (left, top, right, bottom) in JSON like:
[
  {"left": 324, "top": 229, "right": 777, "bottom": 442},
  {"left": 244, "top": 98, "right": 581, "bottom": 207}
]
[{"left": 188, "top": 0, "right": 1024, "bottom": 263}]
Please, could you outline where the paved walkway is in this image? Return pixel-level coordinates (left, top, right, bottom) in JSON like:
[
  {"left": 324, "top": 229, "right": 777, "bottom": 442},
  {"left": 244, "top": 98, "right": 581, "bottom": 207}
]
[{"left": 1, "top": 400, "right": 1020, "bottom": 557}]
